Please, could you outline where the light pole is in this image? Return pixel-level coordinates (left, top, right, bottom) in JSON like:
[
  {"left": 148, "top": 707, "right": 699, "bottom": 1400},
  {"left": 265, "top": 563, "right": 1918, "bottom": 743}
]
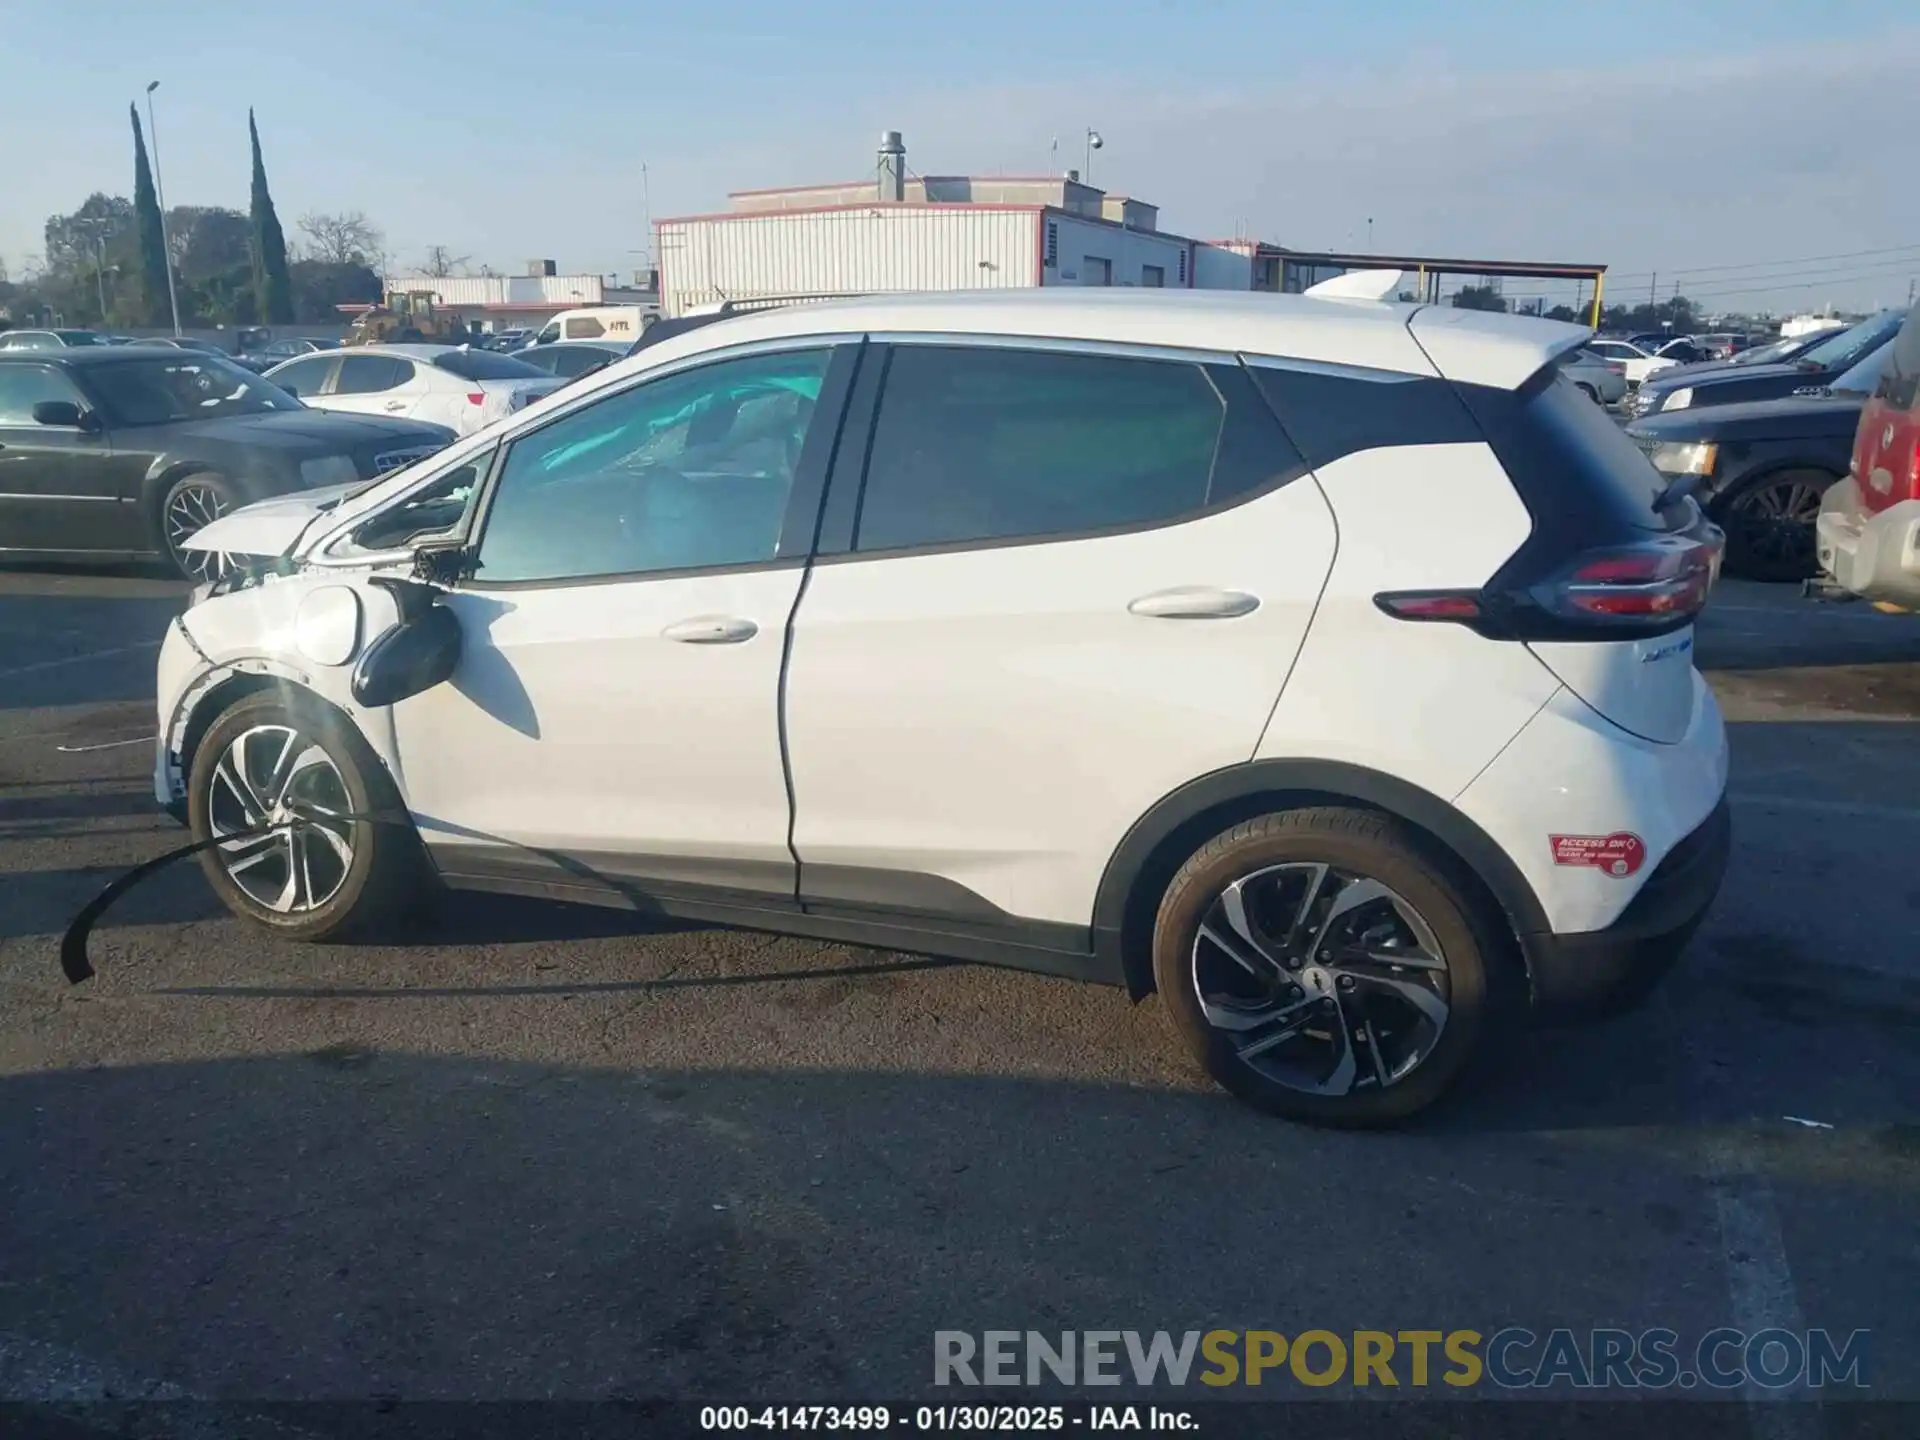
[
  {"left": 1084, "top": 128, "right": 1103, "bottom": 187},
  {"left": 144, "top": 80, "right": 183, "bottom": 336}
]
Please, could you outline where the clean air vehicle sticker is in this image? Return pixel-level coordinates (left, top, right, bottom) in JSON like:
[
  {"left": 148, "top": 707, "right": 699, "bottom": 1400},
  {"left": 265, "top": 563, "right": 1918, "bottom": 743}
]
[{"left": 1549, "top": 832, "right": 1648, "bottom": 878}]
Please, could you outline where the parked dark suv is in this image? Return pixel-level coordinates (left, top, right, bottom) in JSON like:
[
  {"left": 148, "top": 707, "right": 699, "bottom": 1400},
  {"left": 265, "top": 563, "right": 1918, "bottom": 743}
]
[
  {"left": 1627, "top": 311, "right": 1904, "bottom": 420},
  {"left": 0, "top": 347, "right": 453, "bottom": 579}
]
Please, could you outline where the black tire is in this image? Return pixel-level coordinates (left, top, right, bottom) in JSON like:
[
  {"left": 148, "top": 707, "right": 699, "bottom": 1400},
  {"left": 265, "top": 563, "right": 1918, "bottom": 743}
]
[
  {"left": 187, "top": 688, "right": 429, "bottom": 943},
  {"left": 1716, "top": 468, "right": 1834, "bottom": 582},
  {"left": 156, "top": 470, "right": 238, "bottom": 582},
  {"left": 1151, "top": 807, "right": 1518, "bottom": 1128}
]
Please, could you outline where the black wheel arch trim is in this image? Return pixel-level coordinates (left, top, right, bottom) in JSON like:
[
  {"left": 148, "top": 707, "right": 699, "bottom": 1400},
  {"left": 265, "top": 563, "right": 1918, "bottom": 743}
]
[{"left": 1091, "top": 758, "right": 1552, "bottom": 1000}]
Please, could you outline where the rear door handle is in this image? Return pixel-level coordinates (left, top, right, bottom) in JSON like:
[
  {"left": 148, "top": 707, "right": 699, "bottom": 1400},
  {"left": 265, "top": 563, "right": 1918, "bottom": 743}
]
[
  {"left": 1127, "top": 587, "right": 1261, "bottom": 619},
  {"left": 662, "top": 615, "right": 758, "bottom": 644}
]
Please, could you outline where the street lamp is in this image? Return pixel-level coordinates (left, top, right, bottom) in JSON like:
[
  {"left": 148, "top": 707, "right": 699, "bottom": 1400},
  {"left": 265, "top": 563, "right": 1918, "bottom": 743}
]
[
  {"left": 74, "top": 218, "right": 112, "bottom": 323},
  {"left": 1084, "top": 128, "right": 1104, "bottom": 187},
  {"left": 144, "top": 80, "right": 183, "bottom": 336}
]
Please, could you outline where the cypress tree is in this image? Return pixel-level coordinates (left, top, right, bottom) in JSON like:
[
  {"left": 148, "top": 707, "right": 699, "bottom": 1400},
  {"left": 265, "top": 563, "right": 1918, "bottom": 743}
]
[
  {"left": 248, "top": 109, "right": 294, "bottom": 324},
  {"left": 130, "top": 104, "right": 170, "bottom": 326}
]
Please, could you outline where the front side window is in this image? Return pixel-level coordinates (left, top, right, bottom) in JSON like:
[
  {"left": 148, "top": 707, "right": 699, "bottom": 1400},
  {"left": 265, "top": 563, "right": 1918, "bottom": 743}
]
[
  {"left": 852, "top": 345, "right": 1271, "bottom": 553},
  {"left": 564, "top": 316, "right": 607, "bottom": 339},
  {"left": 0, "top": 364, "right": 87, "bottom": 425},
  {"left": 84, "top": 357, "right": 301, "bottom": 425},
  {"left": 334, "top": 355, "right": 412, "bottom": 394},
  {"left": 474, "top": 347, "right": 832, "bottom": 584},
  {"left": 334, "top": 455, "right": 490, "bottom": 558}
]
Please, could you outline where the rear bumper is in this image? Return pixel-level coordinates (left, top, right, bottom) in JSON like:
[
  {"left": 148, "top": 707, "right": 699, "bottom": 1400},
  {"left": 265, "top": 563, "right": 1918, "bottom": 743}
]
[
  {"left": 1816, "top": 478, "right": 1920, "bottom": 606},
  {"left": 1523, "top": 797, "right": 1730, "bottom": 1020}
]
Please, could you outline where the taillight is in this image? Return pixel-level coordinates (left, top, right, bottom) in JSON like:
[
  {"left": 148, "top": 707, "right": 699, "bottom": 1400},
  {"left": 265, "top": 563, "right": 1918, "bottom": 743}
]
[
  {"left": 1376, "top": 532, "right": 1723, "bottom": 640},
  {"left": 466, "top": 391, "right": 485, "bottom": 406},
  {"left": 1907, "top": 437, "right": 1920, "bottom": 501}
]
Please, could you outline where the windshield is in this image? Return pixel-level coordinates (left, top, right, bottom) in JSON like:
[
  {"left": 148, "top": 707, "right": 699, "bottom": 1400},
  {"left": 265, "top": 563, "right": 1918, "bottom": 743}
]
[
  {"left": 431, "top": 349, "right": 549, "bottom": 381},
  {"left": 86, "top": 356, "right": 301, "bottom": 425},
  {"left": 1801, "top": 312, "right": 1902, "bottom": 369},
  {"left": 1830, "top": 341, "right": 1894, "bottom": 396},
  {"left": 1733, "top": 336, "right": 1798, "bottom": 365}
]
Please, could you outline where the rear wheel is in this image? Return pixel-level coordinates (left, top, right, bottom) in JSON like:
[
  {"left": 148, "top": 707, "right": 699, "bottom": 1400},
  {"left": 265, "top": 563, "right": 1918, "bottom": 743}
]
[
  {"left": 187, "top": 689, "right": 428, "bottom": 942},
  {"left": 157, "top": 471, "right": 237, "bottom": 582},
  {"left": 1151, "top": 808, "right": 1516, "bottom": 1127},
  {"left": 1574, "top": 382, "right": 1600, "bottom": 403},
  {"left": 1719, "top": 468, "right": 1833, "bottom": 582}
]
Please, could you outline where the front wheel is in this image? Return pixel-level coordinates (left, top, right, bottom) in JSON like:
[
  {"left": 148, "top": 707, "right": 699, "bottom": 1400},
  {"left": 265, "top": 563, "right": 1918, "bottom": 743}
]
[
  {"left": 1151, "top": 808, "right": 1516, "bottom": 1127},
  {"left": 1718, "top": 469, "right": 1833, "bottom": 582},
  {"left": 157, "top": 471, "right": 237, "bottom": 582},
  {"left": 187, "top": 690, "right": 428, "bottom": 942}
]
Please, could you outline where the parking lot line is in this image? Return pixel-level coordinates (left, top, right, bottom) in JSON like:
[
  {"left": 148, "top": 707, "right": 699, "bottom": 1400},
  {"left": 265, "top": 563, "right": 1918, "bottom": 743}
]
[
  {"left": 1729, "top": 792, "right": 1920, "bottom": 823},
  {"left": 0, "top": 641, "right": 161, "bottom": 681}
]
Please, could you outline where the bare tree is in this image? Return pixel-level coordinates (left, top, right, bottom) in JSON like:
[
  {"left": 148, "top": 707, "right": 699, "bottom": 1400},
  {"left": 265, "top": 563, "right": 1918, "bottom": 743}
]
[
  {"left": 420, "top": 245, "right": 471, "bottom": 279},
  {"left": 297, "top": 210, "right": 384, "bottom": 266}
]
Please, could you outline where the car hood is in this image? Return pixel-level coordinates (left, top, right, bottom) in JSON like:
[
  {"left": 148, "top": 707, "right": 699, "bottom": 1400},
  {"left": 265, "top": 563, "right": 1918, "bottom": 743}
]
[
  {"left": 174, "top": 410, "right": 453, "bottom": 451},
  {"left": 179, "top": 482, "right": 361, "bottom": 557},
  {"left": 1642, "top": 360, "right": 1816, "bottom": 397},
  {"left": 1625, "top": 392, "right": 1867, "bottom": 444}
]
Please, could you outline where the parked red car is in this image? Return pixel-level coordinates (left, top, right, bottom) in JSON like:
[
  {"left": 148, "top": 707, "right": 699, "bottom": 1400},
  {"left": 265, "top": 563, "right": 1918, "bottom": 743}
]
[{"left": 1816, "top": 301, "right": 1920, "bottom": 609}]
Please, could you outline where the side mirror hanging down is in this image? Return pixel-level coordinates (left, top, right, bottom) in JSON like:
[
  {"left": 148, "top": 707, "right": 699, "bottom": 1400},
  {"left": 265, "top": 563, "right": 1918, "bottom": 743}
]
[{"left": 351, "top": 576, "right": 463, "bottom": 708}]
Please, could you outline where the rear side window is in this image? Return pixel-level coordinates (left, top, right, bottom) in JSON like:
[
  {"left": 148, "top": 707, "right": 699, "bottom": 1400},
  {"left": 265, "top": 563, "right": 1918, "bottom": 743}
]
[
  {"left": 335, "top": 355, "right": 411, "bottom": 394},
  {"left": 850, "top": 345, "right": 1304, "bottom": 553},
  {"left": 1458, "top": 368, "right": 1670, "bottom": 531},
  {"left": 1249, "top": 360, "right": 1480, "bottom": 470}
]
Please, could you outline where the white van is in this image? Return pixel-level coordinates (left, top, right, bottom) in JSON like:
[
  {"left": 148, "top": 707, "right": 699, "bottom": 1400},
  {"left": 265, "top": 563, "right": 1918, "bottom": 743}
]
[{"left": 529, "top": 305, "right": 657, "bottom": 348}]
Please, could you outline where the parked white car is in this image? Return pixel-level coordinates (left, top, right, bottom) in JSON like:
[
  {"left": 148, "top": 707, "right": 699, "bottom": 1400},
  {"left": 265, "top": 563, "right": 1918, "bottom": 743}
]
[
  {"left": 264, "top": 344, "right": 562, "bottom": 437},
  {"left": 157, "top": 289, "right": 1731, "bottom": 1127},
  {"left": 1562, "top": 348, "right": 1628, "bottom": 405},
  {"left": 1584, "top": 339, "right": 1679, "bottom": 388}
]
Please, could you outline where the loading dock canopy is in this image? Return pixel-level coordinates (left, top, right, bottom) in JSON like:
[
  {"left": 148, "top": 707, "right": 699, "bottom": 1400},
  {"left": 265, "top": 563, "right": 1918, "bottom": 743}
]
[{"left": 1270, "top": 249, "right": 1607, "bottom": 325}]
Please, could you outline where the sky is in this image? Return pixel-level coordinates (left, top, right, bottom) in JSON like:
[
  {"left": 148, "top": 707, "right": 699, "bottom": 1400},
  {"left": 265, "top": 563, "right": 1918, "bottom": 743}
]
[{"left": 3, "top": 0, "right": 1917, "bottom": 315}]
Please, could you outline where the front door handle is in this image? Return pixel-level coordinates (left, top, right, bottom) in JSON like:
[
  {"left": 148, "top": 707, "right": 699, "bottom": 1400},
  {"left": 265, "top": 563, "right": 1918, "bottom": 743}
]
[
  {"left": 662, "top": 615, "right": 758, "bottom": 644},
  {"left": 384, "top": 401, "right": 407, "bottom": 411},
  {"left": 1127, "top": 587, "right": 1261, "bottom": 619}
]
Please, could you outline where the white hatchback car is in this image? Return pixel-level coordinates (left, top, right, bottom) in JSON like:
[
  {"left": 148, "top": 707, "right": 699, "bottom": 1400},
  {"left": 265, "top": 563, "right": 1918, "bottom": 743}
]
[
  {"left": 263, "top": 343, "right": 562, "bottom": 437},
  {"left": 156, "top": 290, "right": 1731, "bottom": 1126}
]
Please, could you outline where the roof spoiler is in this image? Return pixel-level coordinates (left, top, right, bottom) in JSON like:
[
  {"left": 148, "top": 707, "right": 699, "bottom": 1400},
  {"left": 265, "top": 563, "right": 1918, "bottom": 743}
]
[{"left": 1303, "top": 269, "right": 1403, "bottom": 301}]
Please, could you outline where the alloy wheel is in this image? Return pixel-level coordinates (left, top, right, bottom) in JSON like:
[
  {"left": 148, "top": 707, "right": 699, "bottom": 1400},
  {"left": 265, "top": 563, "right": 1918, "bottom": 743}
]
[
  {"left": 1190, "top": 863, "right": 1451, "bottom": 1096},
  {"left": 164, "top": 482, "right": 231, "bottom": 582},
  {"left": 206, "top": 724, "right": 355, "bottom": 914},
  {"left": 1727, "top": 475, "right": 1823, "bottom": 571}
]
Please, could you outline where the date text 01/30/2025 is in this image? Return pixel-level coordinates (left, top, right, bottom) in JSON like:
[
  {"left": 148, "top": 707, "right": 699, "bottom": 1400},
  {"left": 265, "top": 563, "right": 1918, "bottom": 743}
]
[{"left": 699, "top": 1405, "right": 1198, "bottom": 1432}]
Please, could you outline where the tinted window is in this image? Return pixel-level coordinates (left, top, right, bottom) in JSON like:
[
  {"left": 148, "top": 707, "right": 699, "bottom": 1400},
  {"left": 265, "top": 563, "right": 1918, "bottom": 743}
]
[
  {"left": 334, "top": 355, "right": 411, "bottom": 394},
  {"left": 57, "top": 331, "right": 108, "bottom": 345},
  {"left": 564, "top": 316, "right": 607, "bottom": 339},
  {"left": 431, "top": 349, "right": 548, "bottom": 381},
  {"left": 1249, "top": 359, "right": 1479, "bottom": 471},
  {"left": 86, "top": 357, "right": 301, "bottom": 425},
  {"left": 0, "top": 364, "right": 87, "bottom": 425},
  {"left": 475, "top": 348, "right": 832, "bottom": 584},
  {"left": 553, "top": 347, "right": 615, "bottom": 380},
  {"left": 852, "top": 346, "right": 1272, "bottom": 552},
  {"left": 271, "top": 356, "right": 334, "bottom": 397}
]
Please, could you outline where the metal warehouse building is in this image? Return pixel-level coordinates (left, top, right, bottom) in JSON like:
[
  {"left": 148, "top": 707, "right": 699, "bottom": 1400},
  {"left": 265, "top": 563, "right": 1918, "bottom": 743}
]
[
  {"left": 657, "top": 132, "right": 1210, "bottom": 317},
  {"left": 655, "top": 131, "right": 1609, "bottom": 324}
]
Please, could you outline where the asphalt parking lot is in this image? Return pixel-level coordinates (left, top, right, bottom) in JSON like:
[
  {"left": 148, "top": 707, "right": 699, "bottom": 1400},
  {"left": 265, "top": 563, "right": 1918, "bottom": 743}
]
[{"left": 1, "top": 562, "right": 1918, "bottom": 1433}]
